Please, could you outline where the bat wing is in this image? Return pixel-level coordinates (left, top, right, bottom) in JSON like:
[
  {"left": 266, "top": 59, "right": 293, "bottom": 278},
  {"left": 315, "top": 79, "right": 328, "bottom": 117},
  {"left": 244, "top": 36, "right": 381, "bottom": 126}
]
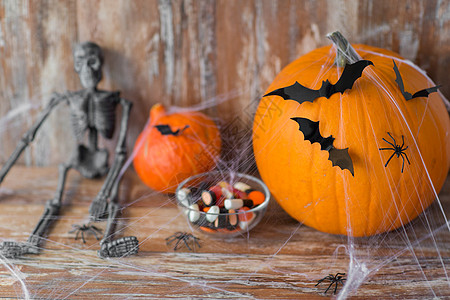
[
  {"left": 291, "top": 117, "right": 354, "bottom": 176},
  {"left": 155, "top": 124, "right": 190, "bottom": 136},
  {"left": 290, "top": 117, "right": 334, "bottom": 150},
  {"left": 393, "top": 60, "right": 441, "bottom": 101},
  {"left": 411, "top": 85, "right": 441, "bottom": 99},
  {"left": 264, "top": 81, "right": 321, "bottom": 104},
  {"left": 154, "top": 124, "right": 180, "bottom": 135},
  {"left": 155, "top": 124, "right": 173, "bottom": 134},
  {"left": 328, "top": 148, "right": 354, "bottom": 176},
  {"left": 393, "top": 60, "right": 413, "bottom": 100},
  {"left": 332, "top": 60, "right": 373, "bottom": 96}
]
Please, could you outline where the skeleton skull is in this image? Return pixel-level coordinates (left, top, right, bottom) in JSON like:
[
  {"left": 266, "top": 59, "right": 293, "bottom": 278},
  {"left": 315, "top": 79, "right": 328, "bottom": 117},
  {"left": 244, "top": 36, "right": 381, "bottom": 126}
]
[{"left": 73, "top": 42, "right": 103, "bottom": 89}]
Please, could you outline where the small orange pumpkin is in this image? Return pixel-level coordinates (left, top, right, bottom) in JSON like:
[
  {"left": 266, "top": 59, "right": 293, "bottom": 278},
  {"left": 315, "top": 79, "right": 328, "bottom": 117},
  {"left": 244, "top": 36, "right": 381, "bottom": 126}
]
[
  {"left": 253, "top": 32, "right": 450, "bottom": 236},
  {"left": 133, "top": 104, "right": 221, "bottom": 193}
]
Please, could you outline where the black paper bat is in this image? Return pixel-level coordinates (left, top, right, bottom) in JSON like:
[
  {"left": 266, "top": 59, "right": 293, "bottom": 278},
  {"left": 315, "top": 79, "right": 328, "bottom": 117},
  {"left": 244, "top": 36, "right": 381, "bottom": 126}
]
[
  {"left": 154, "top": 124, "right": 189, "bottom": 136},
  {"left": 264, "top": 60, "right": 373, "bottom": 104},
  {"left": 291, "top": 117, "right": 354, "bottom": 176},
  {"left": 393, "top": 60, "right": 441, "bottom": 100}
]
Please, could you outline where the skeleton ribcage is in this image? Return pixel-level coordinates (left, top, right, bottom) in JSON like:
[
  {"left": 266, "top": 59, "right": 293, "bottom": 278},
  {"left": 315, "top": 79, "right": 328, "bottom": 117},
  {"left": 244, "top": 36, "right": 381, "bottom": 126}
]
[{"left": 69, "top": 91, "right": 120, "bottom": 140}]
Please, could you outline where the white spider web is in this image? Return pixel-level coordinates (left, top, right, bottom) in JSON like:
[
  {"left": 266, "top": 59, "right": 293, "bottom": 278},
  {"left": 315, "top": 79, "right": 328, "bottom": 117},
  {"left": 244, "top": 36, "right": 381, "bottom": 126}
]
[{"left": 0, "top": 43, "right": 449, "bottom": 299}]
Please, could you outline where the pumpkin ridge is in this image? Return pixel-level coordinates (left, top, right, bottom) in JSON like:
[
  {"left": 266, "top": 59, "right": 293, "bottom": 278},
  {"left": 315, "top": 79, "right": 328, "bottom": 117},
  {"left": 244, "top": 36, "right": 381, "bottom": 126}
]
[
  {"left": 355, "top": 81, "right": 374, "bottom": 236},
  {"left": 336, "top": 92, "right": 350, "bottom": 235},
  {"left": 332, "top": 144, "right": 342, "bottom": 234},
  {"left": 371, "top": 60, "right": 441, "bottom": 232},
  {"left": 356, "top": 73, "right": 381, "bottom": 235},
  {"left": 310, "top": 135, "right": 319, "bottom": 230}
]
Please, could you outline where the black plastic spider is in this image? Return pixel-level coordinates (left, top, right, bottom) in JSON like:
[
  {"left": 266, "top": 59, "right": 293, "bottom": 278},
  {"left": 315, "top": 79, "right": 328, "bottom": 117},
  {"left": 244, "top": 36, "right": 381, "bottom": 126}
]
[
  {"left": 315, "top": 272, "right": 346, "bottom": 294},
  {"left": 379, "top": 132, "right": 410, "bottom": 173},
  {"left": 69, "top": 223, "right": 102, "bottom": 244},
  {"left": 166, "top": 232, "right": 201, "bottom": 251}
]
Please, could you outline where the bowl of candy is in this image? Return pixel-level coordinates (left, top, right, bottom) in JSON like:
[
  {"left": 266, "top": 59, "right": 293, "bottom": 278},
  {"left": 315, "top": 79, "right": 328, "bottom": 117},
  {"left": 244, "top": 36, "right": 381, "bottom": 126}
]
[{"left": 175, "top": 171, "right": 270, "bottom": 237}]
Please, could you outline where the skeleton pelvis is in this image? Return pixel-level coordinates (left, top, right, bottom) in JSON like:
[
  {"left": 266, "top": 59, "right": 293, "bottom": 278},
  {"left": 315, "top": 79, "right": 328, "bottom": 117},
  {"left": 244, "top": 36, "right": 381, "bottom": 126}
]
[{"left": 74, "top": 145, "right": 109, "bottom": 179}]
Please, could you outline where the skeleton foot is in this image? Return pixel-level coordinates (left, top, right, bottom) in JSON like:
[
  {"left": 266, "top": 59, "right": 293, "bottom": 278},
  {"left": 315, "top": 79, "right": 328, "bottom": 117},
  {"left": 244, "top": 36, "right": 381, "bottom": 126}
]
[
  {"left": 89, "top": 197, "right": 109, "bottom": 221},
  {"left": 0, "top": 241, "right": 39, "bottom": 258},
  {"left": 98, "top": 236, "right": 139, "bottom": 258}
]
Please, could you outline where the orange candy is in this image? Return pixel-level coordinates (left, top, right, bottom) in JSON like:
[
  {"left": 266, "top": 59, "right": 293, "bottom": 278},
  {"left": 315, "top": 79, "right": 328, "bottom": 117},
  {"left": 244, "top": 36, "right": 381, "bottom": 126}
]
[
  {"left": 238, "top": 207, "right": 254, "bottom": 222},
  {"left": 247, "top": 190, "right": 265, "bottom": 205}
]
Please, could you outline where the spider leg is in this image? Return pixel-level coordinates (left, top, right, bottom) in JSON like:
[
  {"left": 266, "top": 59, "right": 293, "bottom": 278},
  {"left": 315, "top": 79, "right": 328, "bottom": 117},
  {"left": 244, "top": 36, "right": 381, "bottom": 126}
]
[
  {"left": 183, "top": 237, "right": 193, "bottom": 251},
  {"left": 387, "top": 132, "right": 397, "bottom": 146},
  {"left": 89, "top": 228, "right": 101, "bottom": 241},
  {"left": 75, "top": 230, "right": 81, "bottom": 241},
  {"left": 315, "top": 275, "right": 332, "bottom": 286},
  {"left": 193, "top": 237, "right": 201, "bottom": 249},
  {"left": 384, "top": 152, "right": 396, "bottom": 168},
  {"left": 81, "top": 231, "right": 87, "bottom": 244},
  {"left": 91, "top": 226, "right": 103, "bottom": 240},
  {"left": 169, "top": 232, "right": 183, "bottom": 240},
  {"left": 334, "top": 281, "right": 339, "bottom": 294},
  {"left": 174, "top": 237, "right": 183, "bottom": 250},
  {"left": 315, "top": 279, "right": 325, "bottom": 287},
  {"left": 401, "top": 135, "right": 405, "bottom": 148},
  {"left": 90, "top": 225, "right": 103, "bottom": 234},
  {"left": 324, "top": 281, "right": 334, "bottom": 294},
  {"left": 69, "top": 225, "right": 81, "bottom": 234},
  {"left": 379, "top": 147, "right": 394, "bottom": 151},
  {"left": 165, "top": 237, "right": 177, "bottom": 245},
  {"left": 382, "top": 138, "right": 395, "bottom": 148},
  {"left": 165, "top": 233, "right": 180, "bottom": 245},
  {"left": 403, "top": 152, "right": 411, "bottom": 165},
  {"left": 401, "top": 154, "right": 405, "bottom": 173}
]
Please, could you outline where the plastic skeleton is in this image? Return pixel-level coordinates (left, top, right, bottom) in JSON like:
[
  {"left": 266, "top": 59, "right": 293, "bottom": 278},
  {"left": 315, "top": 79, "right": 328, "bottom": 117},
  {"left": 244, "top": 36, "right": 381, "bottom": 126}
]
[{"left": 0, "top": 42, "right": 138, "bottom": 258}]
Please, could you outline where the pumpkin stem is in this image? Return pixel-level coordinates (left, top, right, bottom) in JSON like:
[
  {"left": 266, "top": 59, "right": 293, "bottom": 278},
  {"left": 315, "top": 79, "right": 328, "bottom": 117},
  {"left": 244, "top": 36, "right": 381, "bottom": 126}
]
[
  {"left": 327, "top": 31, "right": 361, "bottom": 67},
  {"left": 150, "top": 103, "right": 167, "bottom": 122}
]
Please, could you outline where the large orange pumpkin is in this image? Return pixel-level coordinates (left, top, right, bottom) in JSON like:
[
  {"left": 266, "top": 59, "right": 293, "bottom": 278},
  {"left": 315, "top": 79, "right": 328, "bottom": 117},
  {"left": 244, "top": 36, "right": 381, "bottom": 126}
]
[
  {"left": 253, "top": 32, "right": 450, "bottom": 237},
  {"left": 133, "top": 104, "right": 221, "bottom": 193}
]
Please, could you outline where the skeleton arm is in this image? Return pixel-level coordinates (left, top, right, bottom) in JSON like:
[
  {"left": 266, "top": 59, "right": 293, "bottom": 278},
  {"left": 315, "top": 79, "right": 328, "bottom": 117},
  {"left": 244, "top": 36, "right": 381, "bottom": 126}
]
[
  {"left": 89, "top": 98, "right": 132, "bottom": 220},
  {"left": 0, "top": 94, "right": 65, "bottom": 184}
]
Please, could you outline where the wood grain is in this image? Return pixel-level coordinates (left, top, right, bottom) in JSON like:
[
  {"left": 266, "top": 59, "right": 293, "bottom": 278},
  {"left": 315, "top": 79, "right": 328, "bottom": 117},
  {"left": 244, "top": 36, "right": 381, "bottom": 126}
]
[
  {"left": 0, "top": 0, "right": 449, "bottom": 166},
  {"left": 0, "top": 166, "right": 448, "bottom": 298}
]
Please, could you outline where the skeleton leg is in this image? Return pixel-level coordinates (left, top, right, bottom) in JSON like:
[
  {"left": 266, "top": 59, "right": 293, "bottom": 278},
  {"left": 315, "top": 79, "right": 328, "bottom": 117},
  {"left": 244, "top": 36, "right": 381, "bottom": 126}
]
[
  {"left": 97, "top": 202, "right": 138, "bottom": 258},
  {"left": 0, "top": 163, "right": 72, "bottom": 258},
  {"left": 97, "top": 178, "right": 138, "bottom": 258},
  {"left": 89, "top": 98, "right": 132, "bottom": 221},
  {"left": 89, "top": 153, "right": 125, "bottom": 220}
]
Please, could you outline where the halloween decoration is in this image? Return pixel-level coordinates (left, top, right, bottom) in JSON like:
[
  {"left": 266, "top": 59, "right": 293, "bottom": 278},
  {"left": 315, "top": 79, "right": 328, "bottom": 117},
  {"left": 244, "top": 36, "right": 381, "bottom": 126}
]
[
  {"left": 393, "top": 60, "right": 441, "bottom": 101},
  {"left": 154, "top": 124, "right": 190, "bottom": 136},
  {"left": 290, "top": 117, "right": 354, "bottom": 175},
  {"left": 0, "top": 42, "right": 139, "bottom": 258},
  {"left": 166, "top": 232, "right": 201, "bottom": 251},
  {"left": 253, "top": 31, "right": 450, "bottom": 236},
  {"left": 265, "top": 60, "right": 373, "bottom": 104},
  {"left": 69, "top": 224, "right": 103, "bottom": 244},
  {"left": 315, "top": 272, "right": 346, "bottom": 295},
  {"left": 133, "top": 104, "right": 221, "bottom": 194},
  {"left": 378, "top": 132, "right": 410, "bottom": 173},
  {"left": 175, "top": 171, "right": 270, "bottom": 237}
]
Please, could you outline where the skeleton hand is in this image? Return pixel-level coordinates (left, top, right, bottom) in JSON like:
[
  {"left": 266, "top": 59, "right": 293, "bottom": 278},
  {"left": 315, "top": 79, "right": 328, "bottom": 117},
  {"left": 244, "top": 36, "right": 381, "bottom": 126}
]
[
  {"left": 89, "top": 193, "right": 109, "bottom": 221},
  {"left": 0, "top": 241, "right": 39, "bottom": 258}
]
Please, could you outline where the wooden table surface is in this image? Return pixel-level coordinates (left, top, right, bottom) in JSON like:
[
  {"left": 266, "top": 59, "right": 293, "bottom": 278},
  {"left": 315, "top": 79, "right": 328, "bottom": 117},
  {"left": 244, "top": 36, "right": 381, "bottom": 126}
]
[{"left": 0, "top": 166, "right": 448, "bottom": 299}]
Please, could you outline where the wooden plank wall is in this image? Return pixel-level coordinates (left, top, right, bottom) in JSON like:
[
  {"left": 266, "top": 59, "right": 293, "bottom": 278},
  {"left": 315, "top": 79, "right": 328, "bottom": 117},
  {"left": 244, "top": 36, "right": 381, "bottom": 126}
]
[{"left": 0, "top": 0, "right": 449, "bottom": 166}]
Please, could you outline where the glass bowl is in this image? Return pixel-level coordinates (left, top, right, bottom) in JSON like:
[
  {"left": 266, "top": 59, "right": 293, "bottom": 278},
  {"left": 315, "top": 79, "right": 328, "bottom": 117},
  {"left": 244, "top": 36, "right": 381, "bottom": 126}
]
[{"left": 175, "top": 171, "right": 270, "bottom": 238}]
